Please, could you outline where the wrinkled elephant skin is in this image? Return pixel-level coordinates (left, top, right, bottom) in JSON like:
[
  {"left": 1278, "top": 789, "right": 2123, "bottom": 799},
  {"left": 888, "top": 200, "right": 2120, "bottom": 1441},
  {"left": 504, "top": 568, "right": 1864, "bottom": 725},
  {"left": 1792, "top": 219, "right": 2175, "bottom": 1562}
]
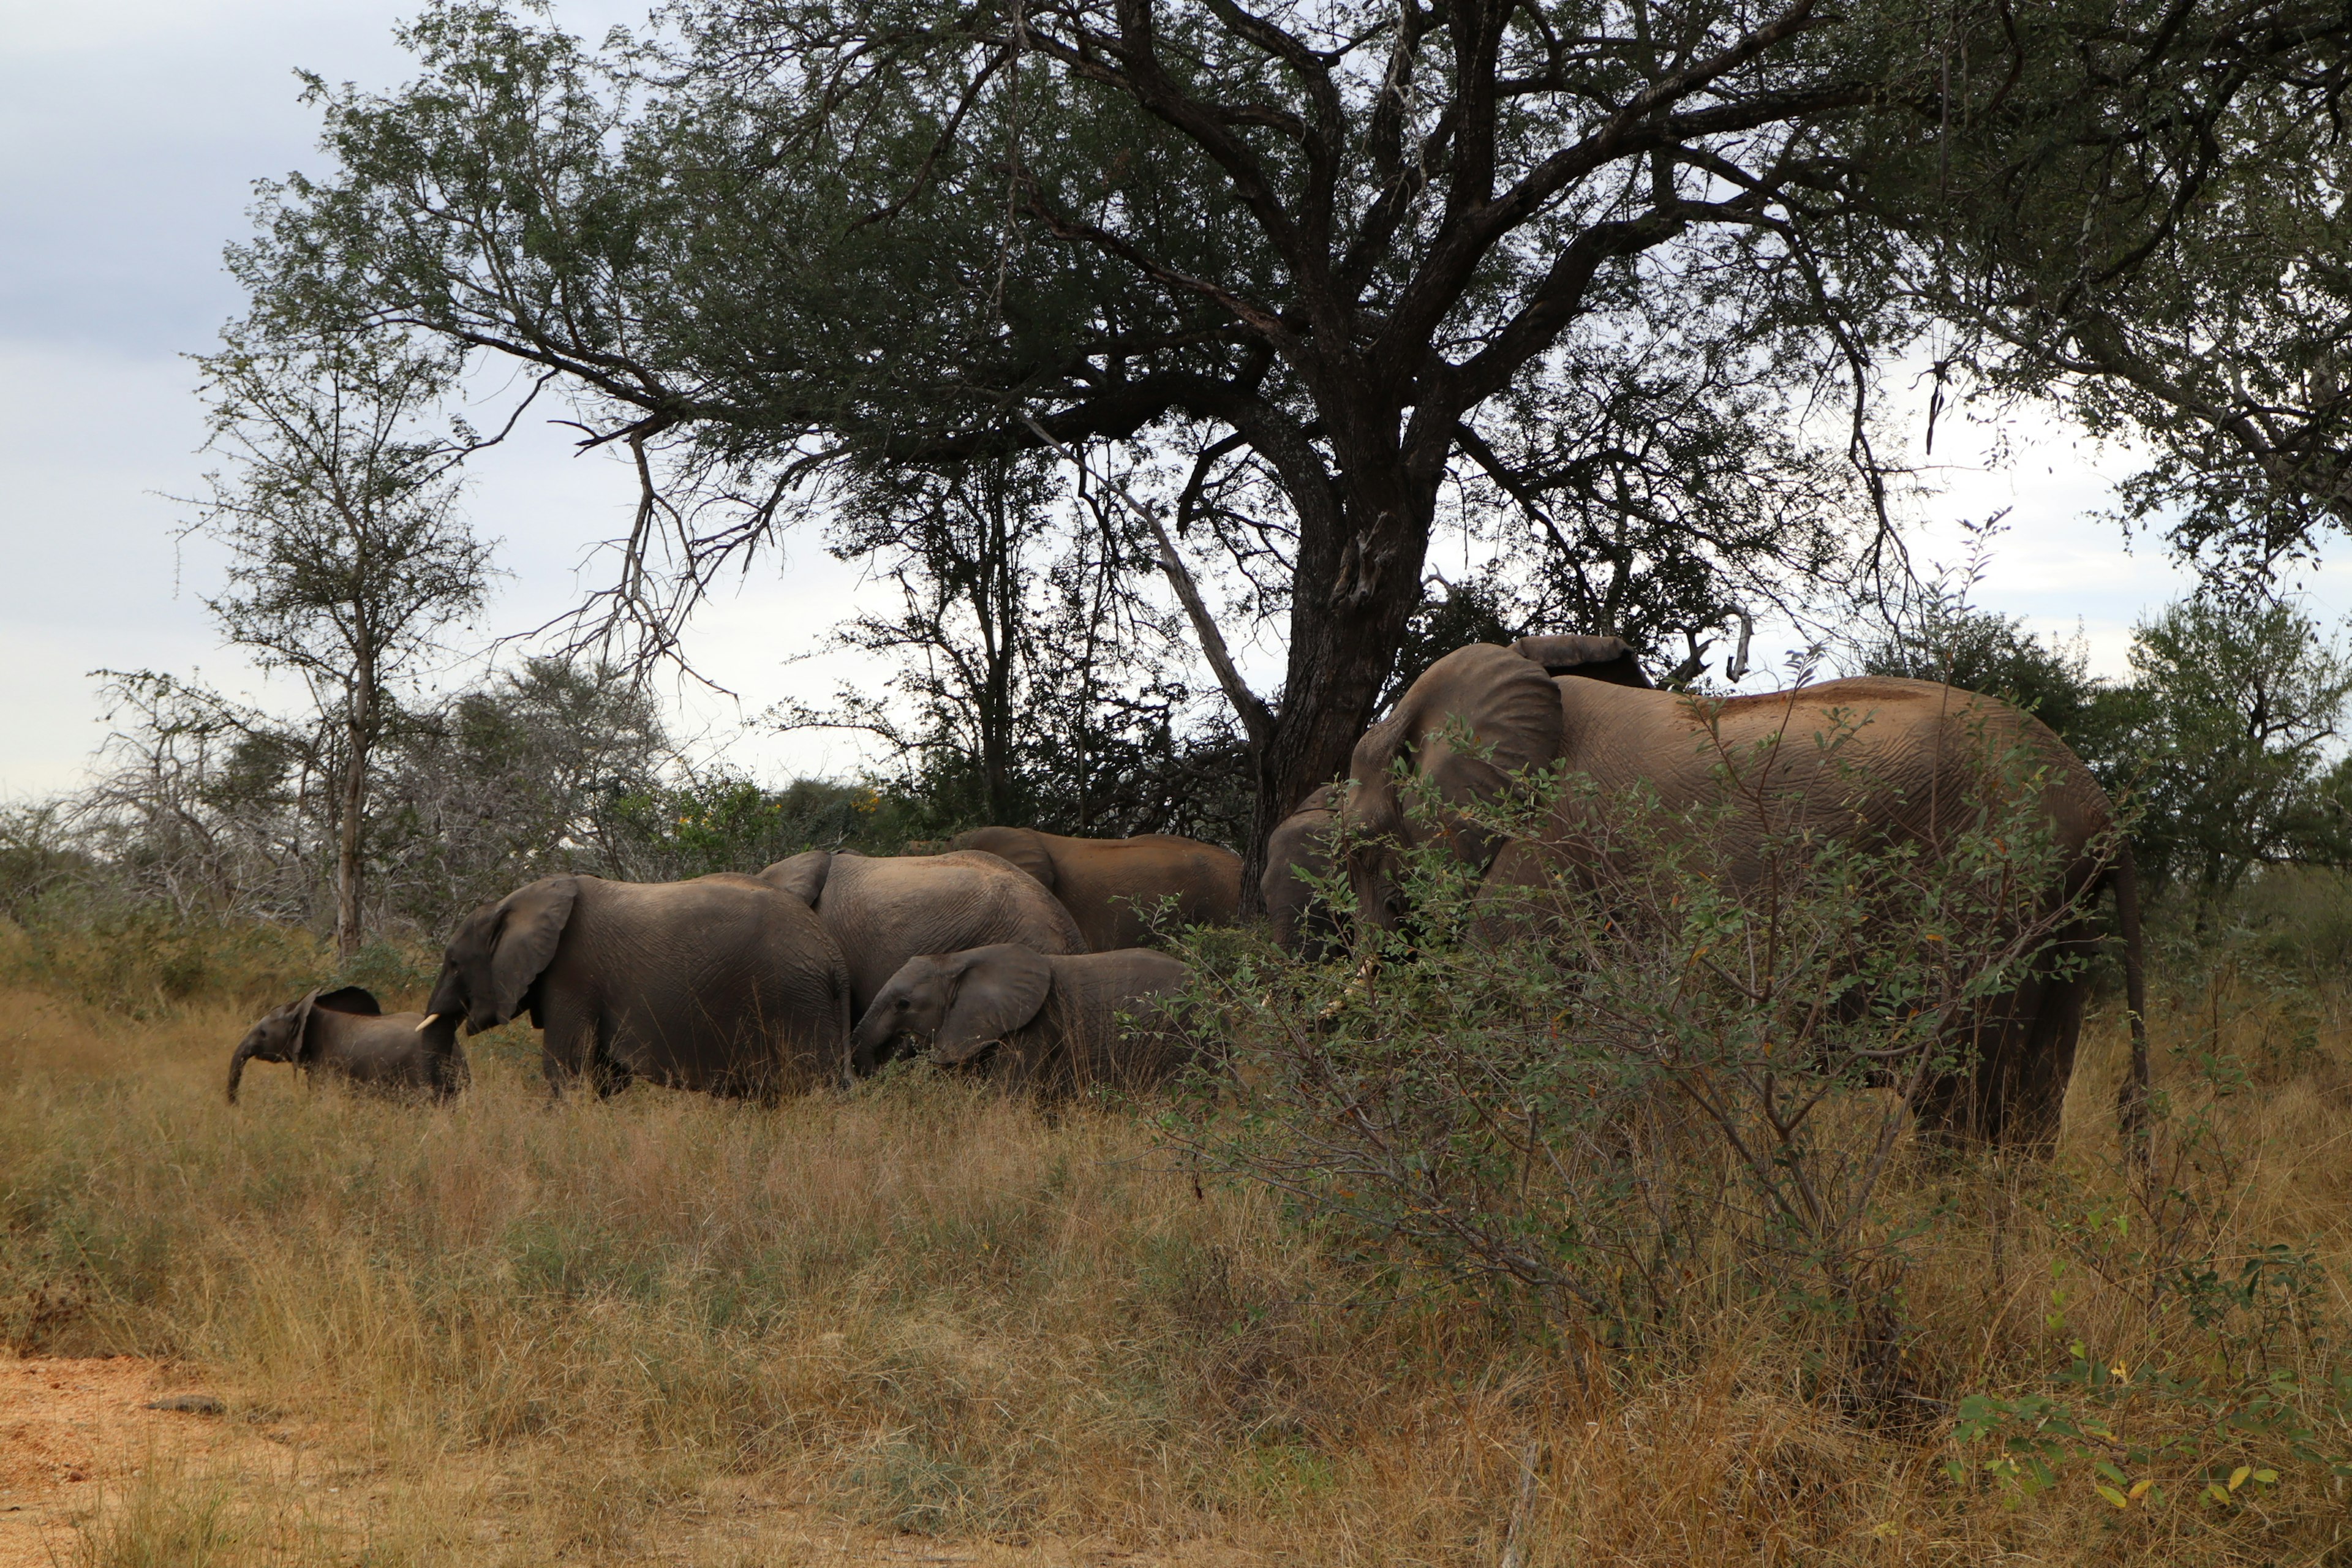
[
  {"left": 757, "top": 850, "right": 1085, "bottom": 1019},
  {"left": 850, "top": 944, "right": 1194, "bottom": 1093}
]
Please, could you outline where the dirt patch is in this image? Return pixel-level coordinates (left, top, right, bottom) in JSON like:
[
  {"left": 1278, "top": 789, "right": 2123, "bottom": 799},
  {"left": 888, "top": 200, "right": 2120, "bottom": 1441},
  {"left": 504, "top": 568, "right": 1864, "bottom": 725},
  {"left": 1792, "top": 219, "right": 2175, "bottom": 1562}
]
[
  {"left": 0, "top": 1355, "right": 315, "bottom": 1567},
  {"left": 0, "top": 1357, "right": 1202, "bottom": 1566}
]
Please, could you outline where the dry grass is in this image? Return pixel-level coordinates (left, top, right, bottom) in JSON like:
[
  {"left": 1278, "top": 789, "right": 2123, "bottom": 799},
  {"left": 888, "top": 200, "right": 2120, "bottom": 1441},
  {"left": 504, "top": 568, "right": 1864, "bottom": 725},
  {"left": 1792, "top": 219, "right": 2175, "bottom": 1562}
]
[{"left": 4, "top": 933, "right": 2351, "bottom": 1564}]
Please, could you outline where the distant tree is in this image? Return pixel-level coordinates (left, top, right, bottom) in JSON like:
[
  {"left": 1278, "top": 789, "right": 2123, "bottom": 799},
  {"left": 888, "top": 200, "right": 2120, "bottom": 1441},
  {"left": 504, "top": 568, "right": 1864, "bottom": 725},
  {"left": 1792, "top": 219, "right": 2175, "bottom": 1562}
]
[
  {"left": 377, "top": 658, "right": 668, "bottom": 913},
  {"left": 187, "top": 325, "right": 497, "bottom": 956},
  {"left": 2122, "top": 597, "right": 2352, "bottom": 913},
  {"left": 791, "top": 454, "right": 1245, "bottom": 841}
]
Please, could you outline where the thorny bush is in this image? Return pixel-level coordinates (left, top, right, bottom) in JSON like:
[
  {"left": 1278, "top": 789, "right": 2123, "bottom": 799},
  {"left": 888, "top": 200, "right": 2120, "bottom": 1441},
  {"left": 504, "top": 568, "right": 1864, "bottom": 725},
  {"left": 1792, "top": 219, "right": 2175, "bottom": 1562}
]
[{"left": 1170, "top": 706, "right": 2108, "bottom": 1404}]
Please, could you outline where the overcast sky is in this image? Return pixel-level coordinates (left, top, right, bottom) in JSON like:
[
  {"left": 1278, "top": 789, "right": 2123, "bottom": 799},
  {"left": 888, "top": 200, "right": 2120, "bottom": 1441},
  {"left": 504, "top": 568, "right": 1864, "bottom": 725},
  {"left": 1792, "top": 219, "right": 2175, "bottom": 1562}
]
[{"left": 2, "top": 0, "right": 2343, "bottom": 802}]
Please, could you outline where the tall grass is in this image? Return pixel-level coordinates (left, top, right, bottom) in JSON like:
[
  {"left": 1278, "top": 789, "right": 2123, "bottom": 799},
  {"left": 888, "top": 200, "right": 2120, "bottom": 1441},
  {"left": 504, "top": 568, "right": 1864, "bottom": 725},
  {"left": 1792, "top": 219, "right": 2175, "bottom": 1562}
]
[{"left": 4, "top": 916, "right": 2351, "bottom": 1564}]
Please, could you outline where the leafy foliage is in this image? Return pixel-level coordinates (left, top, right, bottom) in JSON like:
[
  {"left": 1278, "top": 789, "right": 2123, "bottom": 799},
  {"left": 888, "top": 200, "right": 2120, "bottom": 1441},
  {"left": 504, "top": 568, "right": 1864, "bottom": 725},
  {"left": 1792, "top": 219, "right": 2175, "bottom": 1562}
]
[{"left": 1170, "top": 717, "right": 2094, "bottom": 1395}]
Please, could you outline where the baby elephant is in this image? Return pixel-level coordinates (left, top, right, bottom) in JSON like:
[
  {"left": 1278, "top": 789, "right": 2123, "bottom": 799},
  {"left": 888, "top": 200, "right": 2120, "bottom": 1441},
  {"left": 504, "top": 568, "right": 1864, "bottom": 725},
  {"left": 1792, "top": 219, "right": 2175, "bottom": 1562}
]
[
  {"left": 851, "top": 945, "right": 1194, "bottom": 1093},
  {"left": 226, "top": 986, "right": 467, "bottom": 1104}
]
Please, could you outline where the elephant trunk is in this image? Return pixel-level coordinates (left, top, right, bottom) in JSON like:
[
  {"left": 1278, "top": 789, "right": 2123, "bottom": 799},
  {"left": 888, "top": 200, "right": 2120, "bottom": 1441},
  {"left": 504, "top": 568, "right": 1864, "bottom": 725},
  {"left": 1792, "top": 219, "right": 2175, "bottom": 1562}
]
[
  {"left": 848, "top": 1013, "right": 891, "bottom": 1076},
  {"left": 225, "top": 1036, "right": 264, "bottom": 1105}
]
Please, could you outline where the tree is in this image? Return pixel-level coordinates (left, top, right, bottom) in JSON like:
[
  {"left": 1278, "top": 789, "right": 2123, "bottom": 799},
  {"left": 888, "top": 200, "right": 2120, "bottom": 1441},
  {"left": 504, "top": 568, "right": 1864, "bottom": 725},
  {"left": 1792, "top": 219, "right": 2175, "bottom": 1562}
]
[
  {"left": 376, "top": 658, "right": 668, "bottom": 911},
  {"left": 188, "top": 325, "right": 497, "bottom": 956},
  {"left": 796, "top": 456, "right": 1250, "bottom": 840},
  {"left": 238, "top": 0, "right": 2350, "bottom": 900},
  {"left": 2122, "top": 596, "right": 2352, "bottom": 912},
  {"left": 1863, "top": 2, "right": 2352, "bottom": 581}
]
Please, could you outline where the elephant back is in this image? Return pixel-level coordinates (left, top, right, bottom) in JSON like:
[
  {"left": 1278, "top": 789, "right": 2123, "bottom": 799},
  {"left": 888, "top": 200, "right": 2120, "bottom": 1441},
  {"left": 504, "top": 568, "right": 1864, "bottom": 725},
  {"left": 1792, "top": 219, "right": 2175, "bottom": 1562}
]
[
  {"left": 823, "top": 851, "right": 1087, "bottom": 1015},
  {"left": 1550, "top": 674, "right": 2116, "bottom": 874},
  {"left": 947, "top": 827, "right": 1059, "bottom": 889}
]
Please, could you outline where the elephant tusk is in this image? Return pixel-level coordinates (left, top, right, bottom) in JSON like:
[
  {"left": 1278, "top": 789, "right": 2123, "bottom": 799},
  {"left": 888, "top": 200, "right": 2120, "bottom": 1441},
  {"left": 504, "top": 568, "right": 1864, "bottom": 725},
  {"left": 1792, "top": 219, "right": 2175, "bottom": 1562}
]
[{"left": 415, "top": 1013, "right": 440, "bottom": 1033}]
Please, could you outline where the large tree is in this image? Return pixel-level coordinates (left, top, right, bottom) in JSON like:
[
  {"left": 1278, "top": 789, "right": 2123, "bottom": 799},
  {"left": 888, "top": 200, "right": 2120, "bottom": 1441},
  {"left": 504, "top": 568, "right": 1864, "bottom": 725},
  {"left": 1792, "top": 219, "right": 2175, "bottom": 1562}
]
[{"left": 240, "top": 0, "right": 2348, "bottom": 899}]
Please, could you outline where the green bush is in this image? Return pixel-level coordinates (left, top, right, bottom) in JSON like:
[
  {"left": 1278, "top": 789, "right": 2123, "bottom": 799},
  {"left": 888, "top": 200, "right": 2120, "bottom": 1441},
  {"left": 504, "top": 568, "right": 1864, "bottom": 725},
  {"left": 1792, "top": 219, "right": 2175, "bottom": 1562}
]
[{"left": 1169, "top": 717, "right": 2094, "bottom": 1398}]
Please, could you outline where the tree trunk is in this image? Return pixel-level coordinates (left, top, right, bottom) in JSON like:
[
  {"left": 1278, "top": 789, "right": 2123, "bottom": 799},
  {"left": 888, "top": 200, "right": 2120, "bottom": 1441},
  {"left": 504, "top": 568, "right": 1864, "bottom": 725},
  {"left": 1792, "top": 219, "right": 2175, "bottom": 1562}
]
[
  {"left": 335, "top": 662, "right": 373, "bottom": 960},
  {"left": 1236, "top": 475, "right": 1432, "bottom": 913}
]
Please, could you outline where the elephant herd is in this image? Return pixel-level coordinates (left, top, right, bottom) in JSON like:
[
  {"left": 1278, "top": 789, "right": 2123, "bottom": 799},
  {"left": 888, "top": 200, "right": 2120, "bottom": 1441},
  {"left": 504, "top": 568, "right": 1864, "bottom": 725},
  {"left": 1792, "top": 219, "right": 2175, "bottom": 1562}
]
[
  {"left": 226, "top": 831, "right": 1242, "bottom": 1106},
  {"left": 230, "top": 634, "right": 2147, "bottom": 1144}
]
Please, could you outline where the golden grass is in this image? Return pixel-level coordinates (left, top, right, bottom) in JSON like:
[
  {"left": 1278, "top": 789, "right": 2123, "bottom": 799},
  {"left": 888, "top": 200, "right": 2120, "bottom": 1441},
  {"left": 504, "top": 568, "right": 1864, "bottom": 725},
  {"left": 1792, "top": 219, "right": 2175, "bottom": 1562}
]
[{"left": 4, "top": 950, "right": 2351, "bottom": 1565}]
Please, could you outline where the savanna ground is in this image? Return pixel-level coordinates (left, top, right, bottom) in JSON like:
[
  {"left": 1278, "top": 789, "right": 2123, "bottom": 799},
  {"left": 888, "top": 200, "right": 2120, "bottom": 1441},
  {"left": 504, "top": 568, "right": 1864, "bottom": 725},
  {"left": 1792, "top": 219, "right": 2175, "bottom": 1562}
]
[{"left": 3, "top": 908, "right": 2351, "bottom": 1567}]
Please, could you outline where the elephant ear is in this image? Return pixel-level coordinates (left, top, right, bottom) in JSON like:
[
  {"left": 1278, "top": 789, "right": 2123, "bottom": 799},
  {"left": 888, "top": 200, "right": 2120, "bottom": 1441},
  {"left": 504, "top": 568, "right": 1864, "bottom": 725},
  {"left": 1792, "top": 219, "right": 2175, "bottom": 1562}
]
[
  {"left": 311, "top": 986, "right": 380, "bottom": 1016},
  {"left": 1374, "top": 644, "right": 1566, "bottom": 869},
  {"left": 953, "top": 827, "right": 1057, "bottom": 891},
  {"left": 758, "top": 850, "right": 832, "bottom": 906},
  {"left": 933, "top": 945, "right": 1054, "bottom": 1066},
  {"left": 271, "top": 991, "right": 322, "bottom": 1060},
  {"left": 486, "top": 877, "right": 579, "bottom": 1026},
  {"left": 294, "top": 986, "right": 379, "bottom": 1063},
  {"left": 1512, "top": 633, "right": 1651, "bottom": 689}
]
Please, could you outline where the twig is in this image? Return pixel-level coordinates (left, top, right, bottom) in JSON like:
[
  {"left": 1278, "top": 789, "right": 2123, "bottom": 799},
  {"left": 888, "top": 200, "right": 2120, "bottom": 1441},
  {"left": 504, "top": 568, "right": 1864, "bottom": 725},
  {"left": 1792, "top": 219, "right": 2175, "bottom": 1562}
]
[{"left": 1498, "top": 1439, "right": 1542, "bottom": 1568}]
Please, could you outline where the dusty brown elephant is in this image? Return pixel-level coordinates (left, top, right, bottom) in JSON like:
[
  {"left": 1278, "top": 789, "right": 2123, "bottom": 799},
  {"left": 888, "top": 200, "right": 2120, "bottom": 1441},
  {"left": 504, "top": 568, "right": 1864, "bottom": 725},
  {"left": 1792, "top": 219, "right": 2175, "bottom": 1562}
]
[
  {"left": 227, "top": 986, "right": 466, "bottom": 1102},
  {"left": 850, "top": 944, "right": 1194, "bottom": 1093},
  {"left": 424, "top": 872, "right": 851, "bottom": 1100},
  {"left": 944, "top": 827, "right": 1241, "bottom": 950},
  {"left": 1345, "top": 641, "right": 2149, "bottom": 1144},
  {"left": 758, "top": 849, "right": 1086, "bottom": 1019},
  {"left": 1261, "top": 636, "right": 1649, "bottom": 957},
  {"left": 1260, "top": 785, "right": 1346, "bottom": 957}
]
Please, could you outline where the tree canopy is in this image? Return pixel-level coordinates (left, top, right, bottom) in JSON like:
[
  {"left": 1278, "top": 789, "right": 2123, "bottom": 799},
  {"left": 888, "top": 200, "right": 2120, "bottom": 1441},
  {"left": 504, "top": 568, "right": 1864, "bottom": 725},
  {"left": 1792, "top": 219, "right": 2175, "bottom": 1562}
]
[{"left": 238, "top": 0, "right": 2351, "bottom": 890}]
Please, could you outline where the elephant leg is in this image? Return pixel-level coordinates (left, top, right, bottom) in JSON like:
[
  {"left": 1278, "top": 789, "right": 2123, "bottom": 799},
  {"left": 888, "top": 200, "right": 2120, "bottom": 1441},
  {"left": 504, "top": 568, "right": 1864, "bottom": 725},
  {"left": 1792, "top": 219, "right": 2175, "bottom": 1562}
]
[
  {"left": 586, "top": 1017, "right": 635, "bottom": 1098},
  {"left": 538, "top": 992, "right": 605, "bottom": 1100}
]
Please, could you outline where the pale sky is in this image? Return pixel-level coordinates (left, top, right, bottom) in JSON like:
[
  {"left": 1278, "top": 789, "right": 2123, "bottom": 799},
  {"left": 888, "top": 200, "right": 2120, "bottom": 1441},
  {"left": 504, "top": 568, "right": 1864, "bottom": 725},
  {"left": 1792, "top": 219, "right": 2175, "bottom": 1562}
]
[{"left": 1, "top": 0, "right": 2340, "bottom": 801}]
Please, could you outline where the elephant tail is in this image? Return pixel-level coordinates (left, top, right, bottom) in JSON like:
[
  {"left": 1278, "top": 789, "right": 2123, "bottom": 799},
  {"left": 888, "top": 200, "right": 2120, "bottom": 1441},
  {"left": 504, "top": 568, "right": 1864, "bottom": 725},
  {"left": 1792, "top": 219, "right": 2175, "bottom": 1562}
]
[{"left": 2110, "top": 839, "right": 2152, "bottom": 1153}]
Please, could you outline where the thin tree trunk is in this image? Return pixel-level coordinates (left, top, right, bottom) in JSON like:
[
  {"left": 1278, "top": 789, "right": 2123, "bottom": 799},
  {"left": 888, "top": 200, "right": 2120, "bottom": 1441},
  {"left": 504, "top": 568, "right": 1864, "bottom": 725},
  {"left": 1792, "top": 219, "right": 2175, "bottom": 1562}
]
[{"left": 336, "top": 659, "right": 373, "bottom": 959}]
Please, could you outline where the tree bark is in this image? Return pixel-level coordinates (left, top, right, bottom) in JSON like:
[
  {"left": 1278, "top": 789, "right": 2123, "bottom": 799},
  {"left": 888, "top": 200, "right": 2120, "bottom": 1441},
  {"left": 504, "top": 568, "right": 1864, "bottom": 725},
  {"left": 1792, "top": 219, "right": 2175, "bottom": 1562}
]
[
  {"left": 335, "top": 651, "right": 374, "bottom": 960},
  {"left": 1237, "top": 437, "right": 1436, "bottom": 913}
]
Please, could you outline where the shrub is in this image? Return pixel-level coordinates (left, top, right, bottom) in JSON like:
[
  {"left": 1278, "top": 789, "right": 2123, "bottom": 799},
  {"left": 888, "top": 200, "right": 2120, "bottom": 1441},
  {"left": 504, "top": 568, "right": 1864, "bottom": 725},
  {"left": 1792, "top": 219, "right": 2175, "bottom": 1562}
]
[{"left": 1171, "top": 712, "right": 2103, "bottom": 1402}]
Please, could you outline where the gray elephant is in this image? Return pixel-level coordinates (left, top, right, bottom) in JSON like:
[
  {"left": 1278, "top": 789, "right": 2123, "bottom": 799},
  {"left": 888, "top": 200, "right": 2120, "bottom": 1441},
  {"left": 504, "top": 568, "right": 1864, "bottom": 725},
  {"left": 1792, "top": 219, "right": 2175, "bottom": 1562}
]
[
  {"left": 1343, "top": 641, "right": 2150, "bottom": 1143},
  {"left": 757, "top": 849, "right": 1086, "bottom": 1018},
  {"left": 227, "top": 986, "right": 466, "bottom": 1103},
  {"left": 422, "top": 872, "right": 851, "bottom": 1099},
  {"left": 946, "top": 827, "right": 1242, "bottom": 949},
  {"left": 850, "top": 944, "right": 1194, "bottom": 1093}
]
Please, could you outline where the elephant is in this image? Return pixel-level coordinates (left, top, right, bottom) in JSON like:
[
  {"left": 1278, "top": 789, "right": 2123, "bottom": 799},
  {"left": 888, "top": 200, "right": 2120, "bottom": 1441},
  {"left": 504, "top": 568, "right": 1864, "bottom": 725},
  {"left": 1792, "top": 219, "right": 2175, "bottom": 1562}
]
[
  {"left": 945, "top": 827, "right": 1242, "bottom": 949},
  {"left": 1261, "top": 784, "right": 1345, "bottom": 957},
  {"left": 227, "top": 986, "right": 466, "bottom": 1103},
  {"left": 1343, "top": 641, "right": 2149, "bottom": 1144},
  {"left": 849, "top": 944, "right": 1195, "bottom": 1093},
  {"left": 1261, "top": 639, "right": 1648, "bottom": 957},
  {"left": 423, "top": 872, "right": 851, "bottom": 1099},
  {"left": 757, "top": 849, "right": 1087, "bottom": 1020}
]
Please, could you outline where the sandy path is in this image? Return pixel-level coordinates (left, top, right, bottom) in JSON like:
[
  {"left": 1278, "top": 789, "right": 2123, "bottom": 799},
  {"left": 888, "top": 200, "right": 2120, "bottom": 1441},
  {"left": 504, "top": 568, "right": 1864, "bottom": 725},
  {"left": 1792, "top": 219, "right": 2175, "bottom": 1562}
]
[
  {"left": 0, "top": 1355, "right": 317, "bottom": 1567},
  {"left": 0, "top": 1356, "right": 1204, "bottom": 1566}
]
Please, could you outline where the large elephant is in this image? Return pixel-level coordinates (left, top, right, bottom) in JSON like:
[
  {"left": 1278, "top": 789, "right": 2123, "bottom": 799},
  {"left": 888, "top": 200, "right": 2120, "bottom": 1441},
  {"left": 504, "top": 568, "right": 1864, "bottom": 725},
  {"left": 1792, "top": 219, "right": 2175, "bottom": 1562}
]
[
  {"left": 227, "top": 986, "right": 466, "bottom": 1103},
  {"left": 1260, "top": 785, "right": 1345, "bottom": 957},
  {"left": 850, "top": 944, "right": 1194, "bottom": 1093},
  {"left": 944, "top": 827, "right": 1242, "bottom": 950},
  {"left": 423, "top": 872, "right": 851, "bottom": 1099},
  {"left": 1261, "top": 636, "right": 1649, "bottom": 956},
  {"left": 1345, "top": 641, "right": 2149, "bottom": 1143},
  {"left": 757, "top": 849, "right": 1086, "bottom": 1019}
]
